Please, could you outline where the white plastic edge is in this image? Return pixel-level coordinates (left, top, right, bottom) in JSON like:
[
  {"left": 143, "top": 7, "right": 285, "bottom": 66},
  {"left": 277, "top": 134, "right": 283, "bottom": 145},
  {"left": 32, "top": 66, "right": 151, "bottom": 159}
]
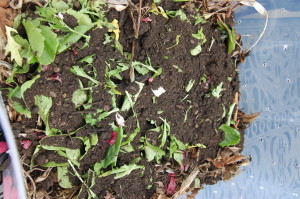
[{"left": 0, "top": 92, "right": 27, "bottom": 199}]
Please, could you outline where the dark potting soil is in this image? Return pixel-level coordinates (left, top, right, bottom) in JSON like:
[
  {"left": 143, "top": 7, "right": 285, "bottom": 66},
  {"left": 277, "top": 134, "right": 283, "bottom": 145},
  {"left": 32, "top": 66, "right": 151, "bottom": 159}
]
[{"left": 4, "top": 2, "right": 247, "bottom": 199}]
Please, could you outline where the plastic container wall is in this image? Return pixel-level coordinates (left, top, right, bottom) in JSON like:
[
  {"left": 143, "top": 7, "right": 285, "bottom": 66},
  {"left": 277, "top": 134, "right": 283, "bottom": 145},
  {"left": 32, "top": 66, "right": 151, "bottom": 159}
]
[
  {"left": 0, "top": 93, "right": 27, "bottom": 199},
  {"left": 198, "top": 0, "right": 300, "bottom": 198}
]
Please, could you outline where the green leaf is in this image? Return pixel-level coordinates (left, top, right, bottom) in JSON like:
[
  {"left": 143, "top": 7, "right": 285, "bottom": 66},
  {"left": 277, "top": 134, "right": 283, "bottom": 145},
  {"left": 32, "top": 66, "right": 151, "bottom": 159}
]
[
  {"left": 185, "top": 79, "right": 195, "bottom": 93},
  {"left": 51, "top": 0, "right": 69, "bottom": 11},
  {"left": 172, "top": 65, "right": 183, "bottom": 72},
  {"left": 20, "top": 75, "right": 40, "bottom": 100},
  {"left": 166, "top": 35, "right": 181, "bottom": 49},
  {"left": 58, "top": 25, "right": 92, "bottom": 53},
  {"left": 166, "top": 10, "right": 188, "bottom": 21},
  {"left": 132, "top": 60, "right": 158, "bottom": 76},
  {"left": 211, "top": 82, "right": 223, "bottom": 99},
  {"left": 115, "top": 40, "right": 123, "bottom": 54},
  {"left": 192, "top": 27, "right": 207, "bottom": 44},
  {"left": 57, "top": 166, "right": 73, "bottom": 188},
  {"left": 103, "top": 124, "right": 123, "bottom": 168},
  {"left": 42, "top": 161, "right": 68, "bottom": 167},
  {"left": 153, "top": 0, "right": 161, "bottom": 3},
  {"left": 34, "top": 95, "right": 52, "bottom": 135},
  {"left": 152, "top": 68, "right": 163, "bottom": 78},
  {"left": 121, "top": 127, "right": 140, "bottom": 153},
  {"left": 90, "top": 134, "right": 98, "bottom": 146},
  {"left": 79, "top": 54, "right": 95, "bottom": 65},
  {"left": 11, "top": 101, "right": 31, "bottom": 118},
  {"left": 13, "top": 34, "right": 36, "bottom": 64},
  {"left": 70, "top": 66, "right": 100, "bottom": 85},
  {"left": 121, "top": 82, "right": 144, "bottom": 112},
  {"left": 190, "top": 44, "right": 202, "bottom": 56},
  {"left": 81, "top": 134, "right": 98, "bottom": 155},
  {"left": 4, "top": 26, "right": 23, "bottom": 66},
  {"left": 150, "top": 3, "right": 169, "bottom": 19},
  {"left": 144, "top": 139, "right": 166, "bottom": 163},
  {"left": 100, "top": 163, "right": 144, "bottom": 179},
  {"left": 23, "top": 20, "right": 45, "bottom": 57},
  {"left": 217, "top": 20, "right": 236, "bottom": 54},
  {"left": 106, "top": 62, "right": 129, "bottom": 80},
  {"left": 159, "top": 118, "right": 171, "bottom": 148},
  {"left": 37, "top": 25, "right": 59, "bottom": 65},
  {"left": 194, "top": 15, "right": 207, "bottom": 25},
  {"left": 6, "top": 86, "right": 21, "bottom": 99},
  {"left": 186, "top": 143, "right": 206, "bottom": 149},
  {"left": 219, "top": 124, "right": 241, "bottom": 147},
  {"left": 66, "top": 148, "right": 81, "bottom": 161},
  {"left": 30, "top": 145, "right": 42, "bottom": 169},
  {"left": 72, "top": 89, "right": 87, "bottom": 107},
  {"left": 67, "top": 9, "right": 92, "bottom": 27}
]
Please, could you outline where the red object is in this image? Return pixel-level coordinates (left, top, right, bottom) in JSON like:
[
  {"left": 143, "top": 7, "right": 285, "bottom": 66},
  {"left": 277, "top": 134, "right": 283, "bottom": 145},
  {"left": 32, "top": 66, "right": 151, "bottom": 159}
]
[
  {"left": 0, "top": 141, "right": 8, "bottom": 153},
  {"left": 38, "top": 134, "right": 46, "bottom": 139},
  {"left": 42, "top": 65, "right": 51, "bottom": 72},
  {"left": 46, "top": 73, "right": 62, "bottom": 84},
  {"left": 71, "top": 48, "right": 78, "bottom": 55},
  {"left": 148, "top": 77, "right": 154, "bottom": 84},
  {"left": 142, "top": 17, "right": 152, "bottom": 22},
  {"left": 166, "top": 173, "right": 176, "bottom": 195},
  {"left": 102, "top": 132, "right": 117, "bottom": 145},
  {"left": 20, "top": 140, "right": 32, "bottom": 149},
  {"left": 3, "top": 175, "right": 18, "bottom": 199}
]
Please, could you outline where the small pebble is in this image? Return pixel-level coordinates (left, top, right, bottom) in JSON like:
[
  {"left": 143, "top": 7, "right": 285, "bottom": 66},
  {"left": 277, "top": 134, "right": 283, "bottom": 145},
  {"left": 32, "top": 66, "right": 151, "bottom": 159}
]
[
  {"left": 195, "top": 123, "right": 199, "bottom": 128},
  {"left": 176, "top": 105, "right": 184, "bottom": 109},
  {"left": 53, "top": 66, "right": 61, "bottom": 73},
  {"left": 194, "top": 110, "right": 199, "bottom": 115},
  {"left": 62, "top": 93, "right": 67, "bottom": 98},
  {"left": 50, "top": 91, "right": 57, "bottom": 98},
  {"left": 190, "top": 40, "right": 195, "bottom": 44}
]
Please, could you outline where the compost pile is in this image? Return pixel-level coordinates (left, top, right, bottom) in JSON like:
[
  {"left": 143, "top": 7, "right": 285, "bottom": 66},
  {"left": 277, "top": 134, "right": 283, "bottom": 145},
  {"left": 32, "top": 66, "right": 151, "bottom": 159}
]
[{"left": 0, "top": 0, "right": 254, "bottom": 198}]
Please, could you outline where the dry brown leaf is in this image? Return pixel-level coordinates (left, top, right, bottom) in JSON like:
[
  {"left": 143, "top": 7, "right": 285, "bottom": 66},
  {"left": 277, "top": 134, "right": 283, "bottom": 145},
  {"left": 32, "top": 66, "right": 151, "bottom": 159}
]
[
  {"left": 173, "top": 167, "right": 199, "bottom": 198},
  {"left": 0, "top": 0, "right": 9, "bottom": 8},
  {"left": 239, "top": 112, "right": 261, "bottom": 123},
  {"left": 151, "top": 193, "right": 170, "bottom": 199},
  {"left": 233, "top": 92, "right": 239, "bottom": 122},
  {"left": 0, "top": 6, "right": 15, "bottom": 59},
  {"left": 35, "top": 167, "right": 53, "bottom": 183},
  {"left": 207, "top": 147, "right": 249, "bottom": 169},
  {"left": 185, "top": 188, "right": 202, "bottom": 199},
  {"left": 104, "top": 191, "right": 116, "bottom": 199}
]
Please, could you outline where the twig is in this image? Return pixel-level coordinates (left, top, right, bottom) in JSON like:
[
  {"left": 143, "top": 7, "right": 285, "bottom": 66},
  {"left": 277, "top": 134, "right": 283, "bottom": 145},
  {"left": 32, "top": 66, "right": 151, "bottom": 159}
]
[
  {"left": 129, "top": 40, "right": 136, "bottom": 82},
  {"left": 128, "top": 0, "right": 143, "bottom": 82},
  {"left": 135, "top": 0, "right": 142, "bottom": 39},
  {"left": 68, "top": 160, "right": 98, "bottom": 199}
]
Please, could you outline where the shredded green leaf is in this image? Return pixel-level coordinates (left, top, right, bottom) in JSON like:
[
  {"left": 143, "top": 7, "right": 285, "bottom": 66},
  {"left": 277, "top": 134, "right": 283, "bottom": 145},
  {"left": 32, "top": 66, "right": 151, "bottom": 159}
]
[
  {"left": 219, "top": 124, "right": 241, "bottom": 147},
  {"left": 34, "top": 95, "right": 52, "bottom": 135}
]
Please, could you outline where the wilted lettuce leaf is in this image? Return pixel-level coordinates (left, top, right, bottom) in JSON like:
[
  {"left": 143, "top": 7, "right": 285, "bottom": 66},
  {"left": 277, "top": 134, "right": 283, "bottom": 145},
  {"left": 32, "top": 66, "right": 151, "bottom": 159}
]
[
  {"left": 34, "top": 95, "right": 52, "bottom": 135},
  {"left": 219, "top": 124, "right": 240, "bottom": 147}
]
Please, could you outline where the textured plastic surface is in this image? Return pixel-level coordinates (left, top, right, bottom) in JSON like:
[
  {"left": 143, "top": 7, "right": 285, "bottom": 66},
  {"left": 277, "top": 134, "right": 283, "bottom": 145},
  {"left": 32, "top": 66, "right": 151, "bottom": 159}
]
[
  {"left": 0, "top": 93, "right": 27, "bottom": 199},
  {"left": 198, "top": 0, "right": 300, "bottom": 198}
]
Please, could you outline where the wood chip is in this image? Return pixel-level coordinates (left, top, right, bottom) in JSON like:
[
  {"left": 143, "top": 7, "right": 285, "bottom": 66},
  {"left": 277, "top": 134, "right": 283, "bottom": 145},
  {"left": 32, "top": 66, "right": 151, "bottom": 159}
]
[
  {"left": 35, "top": 168, "right": 53, "bottom": 183},
  {"left": 239, "top": 112, "right": 261, "bottom": 123}
]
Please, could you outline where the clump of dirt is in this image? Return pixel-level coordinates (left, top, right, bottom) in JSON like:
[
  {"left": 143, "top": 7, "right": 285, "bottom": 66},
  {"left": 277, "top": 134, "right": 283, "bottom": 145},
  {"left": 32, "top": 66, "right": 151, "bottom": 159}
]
[{"left": 1, "top": 1, "right": 252, "bottom": 198}]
